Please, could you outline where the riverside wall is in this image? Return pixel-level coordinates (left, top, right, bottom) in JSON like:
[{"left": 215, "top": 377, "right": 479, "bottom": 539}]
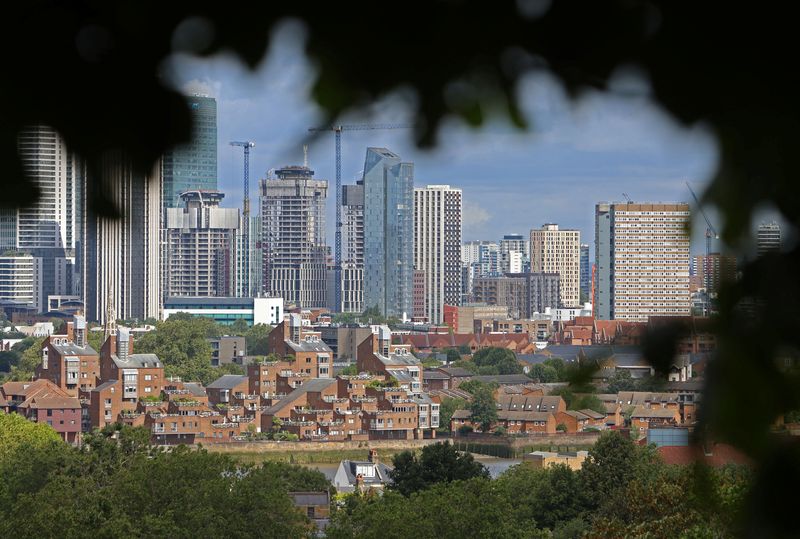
[{"left": 203, "top": 438, "right": 446, "bottom": 454}]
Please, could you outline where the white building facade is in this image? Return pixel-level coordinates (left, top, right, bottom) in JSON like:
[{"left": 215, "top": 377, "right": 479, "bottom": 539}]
[{"left": 530, "top": 224, "right": 581, "bottom": 308}]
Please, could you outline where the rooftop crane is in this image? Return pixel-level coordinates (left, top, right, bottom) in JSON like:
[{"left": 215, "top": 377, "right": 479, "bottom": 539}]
[
  {"left": 308, "top": 123, "right": 413, "bottom": 311},
  {"left": 231, "top": 141, "right": 255, "bottom": 297}
]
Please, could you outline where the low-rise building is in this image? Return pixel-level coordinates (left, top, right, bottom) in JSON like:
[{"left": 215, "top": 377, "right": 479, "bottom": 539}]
[
  {"left": 523, "top": 450, "right": 589, "bottom": 470},
  {"left": 1, "top": 379, "right": 81, "bottom": 443},
  {"left": 333, "top": 450, "right": 393, "bottom": 493}
]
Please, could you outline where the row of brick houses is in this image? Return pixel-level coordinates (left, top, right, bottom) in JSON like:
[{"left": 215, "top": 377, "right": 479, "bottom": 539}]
[{"left": 1, "top": 314, "right": 441, "bottom": 444}]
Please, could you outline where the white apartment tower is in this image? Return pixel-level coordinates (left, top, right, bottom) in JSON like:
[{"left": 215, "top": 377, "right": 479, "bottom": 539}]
[
  {"left": 594, "top": 202, "right": 691, "bottom": 321},
  {"left": 84, "top": 154, "right": 162, "bottom": 323},
  {"left": 260, "top": 166, "right": 328, "bottom": 308},
  {"left": 530, "top": 224, "right": 581, "bottom": 308},
  {"left": 3, "top": 126, "right": 84, "bottom": 308},
  {"left": 165, "top": 190, "right": 239, "bottom": 297},
  {"left": 414, "top": 185, "right": 463, "bottom": 324}
]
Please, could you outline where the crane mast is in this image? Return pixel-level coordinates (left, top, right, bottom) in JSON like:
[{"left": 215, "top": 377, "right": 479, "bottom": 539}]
[
  {"left": 231, "top": 141, "right": 255, "bottom": 297},
  {"left": 308, "top": 123, "right": 413, "bottom": 312}
]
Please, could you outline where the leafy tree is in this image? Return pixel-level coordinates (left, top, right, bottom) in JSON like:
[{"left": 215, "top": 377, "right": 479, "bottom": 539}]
[
  {"left": 438, "top": 397, "right": 468, "bottom": 432},
  {"left": 472, "top": 347, "right": 522, "bottom": 375},
  {"left": 445, "top": 348, "right": 461, "bottom": 363},
  {"left": 497, "top": 464, "right": 586, "bottom": 530},
  {"left": 579, "top": 430, "right": 657, "bottom": 507},
  {"left": 229, "top": 318, "right": 250, "bottom": 336},
  {"left": 0, "top": 350, "right": 20, "bottom": 373},
  {"left": 450, "top": 359, "right": 478, "bottom": 373},
  {"left": 468, "top": 385, "right": 498, "bottom": 433},
  {"left": 388, "top": 442, "right": 489, "bottom": 496},
  {"left": 572, "top": 394, "right": 606, "bottom": 414},
  {"left": 457, "top": 344, "right": 472, "bottom": 355},
  {"left": 635, "top": 374, "right": 667, "bottom": 392},
  {"left": 529, "top": 363, "right": 559, "bottom": 383},
  {"left": 216, "top": 363, "right": 245, "bottom": 376},
  {"left": 543, "top": 357, "right": 567, "bottom": 379},
  {"left": 458, "top": 379, "right": 498, "bottom": 396},
  {"left": 0, "top": 412, "right": 62, "bottom": 462},
  {"left": 87, "top": 329, "right": 105, "bottom": 352},
  {"left": 339, "top": 364, "right": 358, "bottom": 375},
  {"left": 244, "top": 323, "right": 272, "bottom": 355},
  {"left": 135, "top": 316, "right": 221, "bottom": 384},
  {"left": 606, "top": 369, "right": 636, "bottom": 393},
  {"left": 329, "top": 478, "right": 543, "bottom": 539},
  {"left": 421, "top": 357, "right": 443, "bottom": 369},
  {"left": 5, "top": 337, "right": 44, "bottom": 381}
]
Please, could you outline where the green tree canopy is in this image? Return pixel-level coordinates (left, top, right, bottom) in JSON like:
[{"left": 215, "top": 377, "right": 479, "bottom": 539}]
[
  {"left": 468, "top": 385, "right": 498, "bottom": 433},
  {"left": 438, "top": 397, "right": 468, "bottom": 432},
  {"left": 134, "top": 316, "right": 221, "bottom": 384},
  {"left": 245, "top": 323, "right": 273, "bottom": 356},
  {"left": 471, "top": 347, "right": 523, "bottom": 375},
  {"left": 388, "top": 442, "right": 489, "bottom": 496}
]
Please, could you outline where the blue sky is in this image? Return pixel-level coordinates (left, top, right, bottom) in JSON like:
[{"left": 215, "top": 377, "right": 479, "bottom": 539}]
[{"left": 165, "top": 21, "right": 722, "bottom": 255}]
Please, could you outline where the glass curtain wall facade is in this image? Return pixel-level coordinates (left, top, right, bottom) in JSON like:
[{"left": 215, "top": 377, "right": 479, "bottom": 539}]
[
  {"left": 162, "top": 95, "right": 217, "bottom": 209},
  {"left": 362, "top": 148, "right": 414, "bottom": 318}
]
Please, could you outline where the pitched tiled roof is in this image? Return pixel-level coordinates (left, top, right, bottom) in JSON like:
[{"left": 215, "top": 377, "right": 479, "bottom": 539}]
[
  {"left": 206, "top": 374, "right": 249, "bottom": 390},
  {"left": 630, "top": 405, "right": 679, "bottom": 419}
]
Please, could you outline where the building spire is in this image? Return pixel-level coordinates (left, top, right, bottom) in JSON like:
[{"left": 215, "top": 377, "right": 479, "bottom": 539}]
[{"left": 104, "top": 275, "right": 117, "bottom": 338}]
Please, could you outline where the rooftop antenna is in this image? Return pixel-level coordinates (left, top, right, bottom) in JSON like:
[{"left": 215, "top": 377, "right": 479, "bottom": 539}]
[{"left": 303, "top": 144, "right": 309, "bottom": 168}]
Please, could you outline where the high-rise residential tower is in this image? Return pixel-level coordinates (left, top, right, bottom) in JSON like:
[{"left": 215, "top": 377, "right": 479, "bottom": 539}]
[
  {"left": 594, "top": 202, "right": 691, "bottom": 321},
  {"left": 757, "top": 221, "right": 782, "bottom": 256},
  {"left": 413, "top": 184, "right": 463, "bottom": 324},
  {"left": 6, "top": 126, "right": 84, "bottom": 309},
  {"left": 580, "top": 243, "right": 590, "bottom": 302},
  {"left": 499, "top": 233, "right": 529, "bottom": 274},
  {"left": 260, "top": 165, "right": 328, "bottom": 308},
  {"left": 692, "top": 253, "right": 737, "bottom": 295},
  {"left": 530, "top": 224, "right": 581, "bottom": 308},
  {"left": 341, "top": 181, "right": 365, "bottom": 313},
  {"left": 363, "top": 148, "right": 414, "bottom": 318},
  {"left": 84, "top": 154, "right": 162, "bottom": 323},
  {"left": 164, "top": 190, "right": 239, "bottom": 297},
  {"left": 162, "top": 95, "right": 217, "bottom": 209}
]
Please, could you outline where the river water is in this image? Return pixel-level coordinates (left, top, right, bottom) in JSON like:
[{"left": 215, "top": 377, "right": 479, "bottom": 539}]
[{"left": 304, "top": 456, "right": 522, "bottom": 483}]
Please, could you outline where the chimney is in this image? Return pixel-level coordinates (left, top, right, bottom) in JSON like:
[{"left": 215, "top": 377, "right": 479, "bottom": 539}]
[
  {"left": 355, "top": 473, "right": 364, "bottom": 491},
  {"left": 368, "top": 449, "right": 379, "bottom": 465},
  {"left": 66, "top": 321, "right": 75, "bottom": 341}
]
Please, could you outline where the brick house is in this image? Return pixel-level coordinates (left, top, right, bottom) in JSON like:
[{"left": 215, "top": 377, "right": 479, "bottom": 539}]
[
  {"left": 99, "top": 328, "right": 164, "bottom": 410},
  {"left": 630, "top": 406, "right": 681, "bottom": 432},
  {"left": 1, "top": 379, "right": 82, "bottom": 443},
  {"left": 357, "top": 327, "right": 422, "bottom": 393},
  {"left": 36, "top": 315, "right": 100, "bottom": 397}
]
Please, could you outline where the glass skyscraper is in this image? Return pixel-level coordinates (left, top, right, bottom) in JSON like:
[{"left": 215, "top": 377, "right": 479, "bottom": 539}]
[
  {"left": 580, "top": 243, "right": 590, "bottom": 302},
  {"left": 162, "top": 95, "right": 217, "bottom": 209},
  {"left": 362, "top": 147, "right": 414, "bottom": 318}
]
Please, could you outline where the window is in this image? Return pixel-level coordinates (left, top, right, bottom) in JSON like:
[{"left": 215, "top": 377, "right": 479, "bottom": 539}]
[{"left": 144, "top": 374, "right": 152, "bottom": 381}]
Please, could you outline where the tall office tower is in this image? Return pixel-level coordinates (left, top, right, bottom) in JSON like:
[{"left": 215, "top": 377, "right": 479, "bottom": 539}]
[
  {"left": 235, "top": 214, "right": 260, "bottom": 297},
  {"left": 341, "top": 181, "right": 365, "bottom": 312},
  {"left": 473, "top": 272, "right": 560, "bottom": 319},
  {"left": 162, "top": 95, "right": 217, "bottom": 209},
  {"left": 594, "top": 202, "right": 691, "bottom": 321},
  {"left": 414, "top": 184, "right": 463, "bottom": 324},
  {"left": 530, "top": 224, "right": 581, "bottom": 308},
  {"left": 499, "top": 233, "right": 529, "bottom": 274},
  {"left": 260, "top": 165, "right": 328, "bottom": 308},
  {"left": 692, "top": 253, "right": 737, "bottom": 295},
  {"left": 84, "top": 155, "right": 162, "bottom": 323},
  {"left": 12, "top": 126, "right": 84, "bottom": 308},
  {"left": 580, "top": 243, "right": 590, "bottom": 301},
  {"left": 165, "top": 190, "right": 239, "bottom": 297},
  {"left": 363, "top": 148, "right": 414, "bottom": 318},
  {"left": 757, "top": 221, "right": 782, "bottom": 256}
]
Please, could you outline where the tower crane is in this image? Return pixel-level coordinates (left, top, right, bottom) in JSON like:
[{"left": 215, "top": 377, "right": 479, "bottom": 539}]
[
  {"left": 231, "top": 141, "right": 255, "bottom": 297},
  {"left": 686, "top": 181, "right": 719, "bottom": 309},
  {"left": 308, "top": 123, "right": 413, "bottom": 311}
]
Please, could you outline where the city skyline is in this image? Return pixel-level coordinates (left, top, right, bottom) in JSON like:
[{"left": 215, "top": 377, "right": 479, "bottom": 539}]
[{"left": 166, "top": 24, "right": 720, "bottom": 252}]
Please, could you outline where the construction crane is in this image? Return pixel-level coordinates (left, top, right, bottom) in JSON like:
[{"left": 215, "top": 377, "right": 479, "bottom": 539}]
[
  {"left": 231, "top": 141, "right": 255, "bottom": 297},
  {"left": 686, "top": 181, "right": 719, "bottom": 312},
  {"left": 685, "top": 181, "right": 719, "bottom": 257},
  {"left": 307, "top": 123, "right": 413, "bottom": 311},
  {"left": 622, "top": 192, "right": 633, "bottom": 203}
]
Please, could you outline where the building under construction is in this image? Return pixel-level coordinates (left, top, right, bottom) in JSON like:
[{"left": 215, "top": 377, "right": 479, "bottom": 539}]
[{"left": 260, "top": 166, "right": 328, "bottom": 308}]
